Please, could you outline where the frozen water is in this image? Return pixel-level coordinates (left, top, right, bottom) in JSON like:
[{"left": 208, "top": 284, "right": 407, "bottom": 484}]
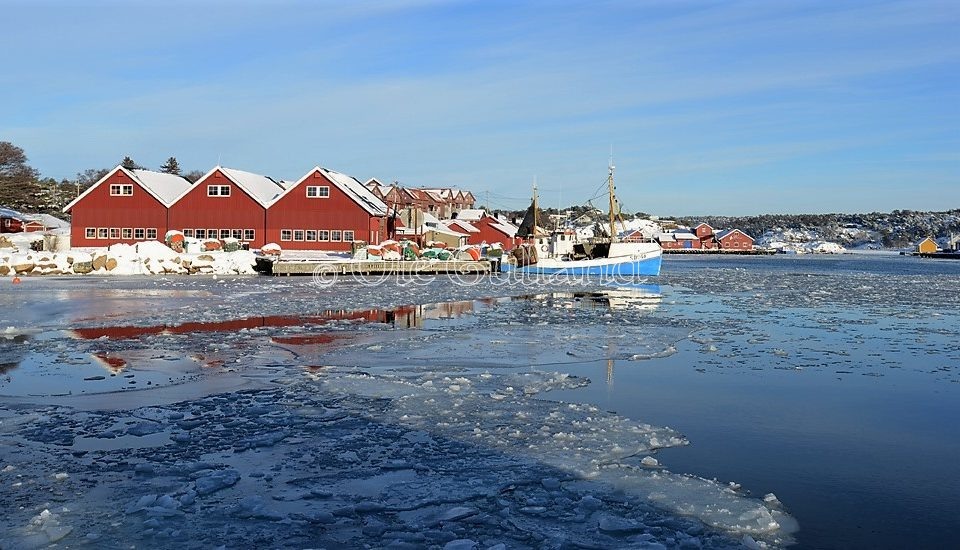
[{"left": 4, "top": 256, "right": 955, "bottom": 547}]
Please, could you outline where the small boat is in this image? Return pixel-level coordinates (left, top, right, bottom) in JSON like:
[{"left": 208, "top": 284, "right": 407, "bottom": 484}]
[{"left": 503, "top": 163, "right": 662, "bottom": 276}]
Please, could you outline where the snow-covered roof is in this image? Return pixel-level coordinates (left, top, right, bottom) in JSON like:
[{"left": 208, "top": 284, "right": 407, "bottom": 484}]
[
  {"left": 316, "top": 167, "right": 388, "bottom": 216},
  {"left": 673, "top": 231, "right": 698, "bottom": 240},
  {"left": 129, "top": 169, "right": 194, "bottom": 205},
  {"left": 31, "top": 213, "right": 69, "bottom": 229},
  {"left": 64, "top": 166, "right": 192, "bottom": 211},
  {"left": 655, "top": 232, "right": 677, "bottom": 242},
  {"left": 0, "top": 207, "right": 27, "bottom": 220},
  {"left": 426, "top": 225, "right": 468, "bottom": 238},
  {"left": 716, "top": 229, "right": 753, "bottom": 241},
  {"left": 490, "top": 222, "right": 518, "bottom": 238},
  {"left": 455, "top": 209, "right": 485, "bottom": 222},
  {"left": 445, "top": 219, "right": 480, "bottom": 233},
  {"left": 219, "top": 167, "right": 286, "bottom": 206}
]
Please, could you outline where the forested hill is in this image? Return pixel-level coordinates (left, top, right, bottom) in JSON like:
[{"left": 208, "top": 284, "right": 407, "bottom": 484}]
[{"left": 674, "top": 210, "right": 960, "bottom": 249}]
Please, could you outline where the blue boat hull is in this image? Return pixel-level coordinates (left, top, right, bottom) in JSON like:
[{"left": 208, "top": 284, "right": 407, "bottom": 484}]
[{"left": 502, "top": 254, "right": 662, "bottom": 277}]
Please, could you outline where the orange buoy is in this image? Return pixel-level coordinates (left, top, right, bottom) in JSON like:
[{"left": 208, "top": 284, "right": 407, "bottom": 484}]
[
  {"left": 12, "top": 276, "right": 21, "bottom": 284},
  {"left": 466, "top": 247, "right": 481, "bottom": 261}
]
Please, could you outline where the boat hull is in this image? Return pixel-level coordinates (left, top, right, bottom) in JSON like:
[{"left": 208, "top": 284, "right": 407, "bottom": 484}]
[{"left": 503, "top": 249, "right": 662, "bottom": 276}]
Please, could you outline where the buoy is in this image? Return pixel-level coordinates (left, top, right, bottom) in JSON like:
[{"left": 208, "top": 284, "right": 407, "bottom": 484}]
[{"left": 12, "top": 276, "right": 21, "bottom": 284}]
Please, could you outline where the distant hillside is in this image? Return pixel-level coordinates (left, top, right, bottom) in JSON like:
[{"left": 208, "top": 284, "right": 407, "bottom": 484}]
[{"left": 674, "top": 210, "right": 960, "bottom": 249}]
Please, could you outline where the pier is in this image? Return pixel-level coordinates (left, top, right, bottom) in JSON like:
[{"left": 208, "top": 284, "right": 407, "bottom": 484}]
[{"left": 268, "top": 259, "right": 495, "bottom": 276}]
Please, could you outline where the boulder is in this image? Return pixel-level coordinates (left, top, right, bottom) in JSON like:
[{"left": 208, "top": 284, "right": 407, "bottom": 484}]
[
  {"left": 197, "top": 254, "right": 215, "bottom": 262},
  {"left": 72, "top": 261, "right": 93, "bottom": 274},
  {"left": 13, "top": 263, "right": 35, "bottom": 274},
  {"left": 105, "top": 258, "right": 118, "bottom": 271},
  {"left": 0, "top": 265, "right": 9, "bottom": 276},
  {"left": 0, "top": 236, "right": 13, "bottom": 248},
  {"left": 92, "top": 255, "right": 108, "bottom": 271}
]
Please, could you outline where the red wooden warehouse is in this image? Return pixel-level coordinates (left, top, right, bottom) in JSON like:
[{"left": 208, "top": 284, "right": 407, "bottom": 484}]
[
  {"left": 63, "top": 166, "right": 191, "bottom": 247},
  {"left": 717, "top": 229, "right": 755, "bottom": 251},
  {"left": 266, "top": 166, "right": 389, "bottom": 251},
  {"left": 167, "top": 166, "right": 286, "bottom": 249}
]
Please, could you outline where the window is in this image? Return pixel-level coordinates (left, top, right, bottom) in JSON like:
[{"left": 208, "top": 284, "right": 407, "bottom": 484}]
[
  {"left": 195, "top": 229, "right": 206, "bottom": 239},
  {"left": 98, "top": 228, "right": 108, "bottom": 239},
  {"left": 123, "top": 228, "right": 133, "bottom": 239},
  {"left": 207, "top": 185, "right": 231, "bottom": 197},
  {"left": 280, "top": 229, "right": 292, "bottom": 241},
  {"left": 110, "top": 184, "right": 133, "bottom": 196},
  {"left": 182, "top": 229, "right": 193, "bottom": 238},
  {"left": 85, "top": 228, "right": 96, "bottom": 238},
  {"left": 343, "top": 230, "right": 355, "bottom": 242},
  {"left": 306, "top": 186, "right": 330, "bottom": 198},
  {"left": 293, "top": 230, "right": 305, "bottom": 241},
  {"left": 305, "top": 230, "right": 317, "bottom": 241},
  {"left": 2, "top": 219, "right": 10, "bottom": 227},
  {"left": 318, "top": 230, "right": 329, "bottom": 241},
  {"left": 243, "top": 229, "right": 255, "bottom": 241},
  {"left": 110, "top": 228, "right": 120, "bottom": 239},
  {"left": 208, "top": 229, "right": 217, "bottom": 240},
  {"left": 220, "top": 229, "right": 231, "bottom": 239},
  {"left": 330, "top": 230, "right": 342, "bottom": 242},
  {"left": 232, "top": 229, "right": 242, "bottom": 240},
  {"left": 134, "top": 228, "right": 145, "bottom": 240},
  {"left": 146, "top": 229, "right": 157, "bottom": 240}
]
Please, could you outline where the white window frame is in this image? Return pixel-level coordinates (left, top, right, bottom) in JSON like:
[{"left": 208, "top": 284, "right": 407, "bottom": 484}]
[
  {"left": 280, "top": 229, "right": 292, "bottom": 241},
  {"left": 231, "top": 229, "right": 242, "bottom": 240},
  {"left": 318, "top": 230, "right": 329, "bottom": 242},
  {"left": 146, "top": 228, "right": 157, "bottom": 240},
  {"left": 109, "top": 228, "right": 120, "bottom": 239},
  {"left": 343, "top": 230, "right": 355, "bottom": 242},
  {"left": 305, "top": 230, "right": 317, "bottom": 241},
  {"left": 195, "top": 229, "right": 206, "bottom": 239},
  {"left": 330, "top": 230, "right": 342, "bottom": 242},
  {"left": 293, "top": 230, "right": 305, "bottom": 241},
  {"left": 207, "top": 185, "right": 231, "bottom": 197},
  {"left": 110, "top": 184, "right": 133, "bottom": 196},
  {"left": 306, "top": 186, "right": 330, "bottom": 198},
  {"left": 85, "top": 227, "right": 96, "bottom": 238},
  {"left": 134, "top": 228, "right": 145, "bottom": 240},
  {"left": 243, "top": 229, "right": 255, "bottom": 241},
  {"left": 97, "top": 228, "right": 108, "bottom": 239},
  {"left": 219, "top": 229, "right": 231, "bottom": 239},
  {"left": 182, "top": 229, "right": 193, "bottom": 238}
]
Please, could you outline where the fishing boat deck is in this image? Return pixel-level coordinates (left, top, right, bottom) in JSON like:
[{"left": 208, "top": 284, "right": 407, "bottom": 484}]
[{"left": 268, "top": 259, "right": 495, "bottom": 276}]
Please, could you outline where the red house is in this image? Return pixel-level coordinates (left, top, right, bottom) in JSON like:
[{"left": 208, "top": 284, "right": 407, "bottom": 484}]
[
  {"left": 266, "top": 166, "right": 388, "bottom": 251},
  {"left": 450, "top": 210, "right": 520, "bottom": 247},
  {"left": 168, "top": 166, "right": 285, "bottom": 249},
  {"left": 63, "top": 166, "right": 191, "bottom": 247},
  {"left": 1, "top": 208, "right": 51, "bottom": 233},
  {"left": 717, "top": 229, "right": 754, "bottom": 251},
  {"left": 694, "top": 223, "right": 718, "bottom": 249}
]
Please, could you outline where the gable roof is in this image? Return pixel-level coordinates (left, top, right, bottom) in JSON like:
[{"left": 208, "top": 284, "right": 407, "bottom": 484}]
[
  {"left": 273, "top": 166, "right": 388, "bottom": 216},
  {"left": 454, "top": 209, "right": 485, "bottom": 222},
  {"left": 716, "top": 229, "right": 754, "bottom": 241},
  {"left": 489, "top": 222, "right": 518, "bottom": 238},
  {"left": 446, "top": 219, "right": 480, "bottom": 233},
  {"left": 219, "top": 167, "right": 286, "bottom": 206},
  {"left": 63, "top": 165, "right": 192, "bottom": 212}
]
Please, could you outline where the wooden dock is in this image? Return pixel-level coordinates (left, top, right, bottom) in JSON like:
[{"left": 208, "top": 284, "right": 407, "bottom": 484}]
[{"left": 270, "top": 259, "right": 495, "bottom": 276}]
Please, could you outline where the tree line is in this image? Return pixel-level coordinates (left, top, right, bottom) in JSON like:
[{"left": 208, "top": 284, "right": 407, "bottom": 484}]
[{"left": 0, "top": 140, "right": 205, "bottom": 216}]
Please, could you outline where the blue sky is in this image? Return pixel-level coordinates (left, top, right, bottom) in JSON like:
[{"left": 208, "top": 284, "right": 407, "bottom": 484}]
[{"left": 2, "top": 0, "right": 958, "bottom": 216}]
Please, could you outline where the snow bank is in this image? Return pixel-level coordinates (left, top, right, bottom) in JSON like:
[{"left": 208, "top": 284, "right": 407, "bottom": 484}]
[{"left": 0, "top": 242, "right": 259, "bottom": 276}]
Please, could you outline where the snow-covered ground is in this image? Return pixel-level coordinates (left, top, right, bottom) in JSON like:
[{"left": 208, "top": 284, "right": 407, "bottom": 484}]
[
  {"left": 0, "top": 276, "right": 799, "bottom": 549},
  {"left": 0, "top": 235, "right": 260, "bottom": 276}
]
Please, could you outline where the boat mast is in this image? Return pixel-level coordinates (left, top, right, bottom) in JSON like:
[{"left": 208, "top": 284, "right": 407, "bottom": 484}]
[
  {"left": 607, "top": 161, "right": 616, "bottom": 241},
  {"left": 531, "top": 178, "right": 539, "bottom": 242}
]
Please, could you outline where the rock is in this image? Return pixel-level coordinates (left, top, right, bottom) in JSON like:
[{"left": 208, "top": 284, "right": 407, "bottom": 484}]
[
  {"left": 0, "top": 235, "right": 14, "bottom": 248},
  {"left": 196, "top": 254, "right": 215, "bottom": 262},
  {"left": 105, "top": 258, "right": 118, "bottom": 271},
  {"left": 73, "top": 261, "right": 93, "bottom": 274},
  {"left": 66, "top": 256, "right": 75, "bottom": 264},
  {"left": 0, "top": 265, "right": 9, "bottom": 276},
  {"left": 13, "top": 262, "right": 35, "bottom": 274},
  {"left": 92, "top": 255, "right": 107, "bottom": 270}
]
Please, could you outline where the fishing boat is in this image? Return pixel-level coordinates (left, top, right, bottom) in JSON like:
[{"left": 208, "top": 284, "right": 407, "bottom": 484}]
[{"left": 503, "top": 163, "right": 662, "bottom": 277}]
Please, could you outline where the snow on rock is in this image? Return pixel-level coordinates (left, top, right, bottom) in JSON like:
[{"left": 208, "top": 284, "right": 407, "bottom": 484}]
[{"left": 0, "top": 242, "right": 258, "bottom": 276}]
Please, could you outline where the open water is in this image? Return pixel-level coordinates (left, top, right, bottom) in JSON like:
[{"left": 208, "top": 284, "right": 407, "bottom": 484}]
[{"left": 1, "top": 253, "right": 958, "bottom": 548}]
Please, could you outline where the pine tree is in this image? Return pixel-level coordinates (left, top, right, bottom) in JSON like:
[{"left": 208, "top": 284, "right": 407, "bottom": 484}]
[
  {"left": 160, "top": 157, "right": 181, "bottom": 175},
  {"left": 121, "top": 156, "right": 141, "bottom": 170}
]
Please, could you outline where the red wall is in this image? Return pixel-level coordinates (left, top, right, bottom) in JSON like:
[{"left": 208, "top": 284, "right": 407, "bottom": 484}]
[
  {"left": 167, "top": 169, "right": 267, "bottom": 248},
  {"left": 265, "top": 169, "right": 385, "bottom": 251},
  {"left": 69, "top": 170, "right": 169, "bottom": 247},
  {"left": 469, "top": 216, "right": 519, "bottom": 248},
  {"left": 719, "top": 232, "right": 754, "bottom": 250}
]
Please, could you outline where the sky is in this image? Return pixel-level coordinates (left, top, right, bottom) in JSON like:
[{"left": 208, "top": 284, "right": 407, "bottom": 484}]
[{"left": 2, "top": 0, "right": 958, "bottom": 216}]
